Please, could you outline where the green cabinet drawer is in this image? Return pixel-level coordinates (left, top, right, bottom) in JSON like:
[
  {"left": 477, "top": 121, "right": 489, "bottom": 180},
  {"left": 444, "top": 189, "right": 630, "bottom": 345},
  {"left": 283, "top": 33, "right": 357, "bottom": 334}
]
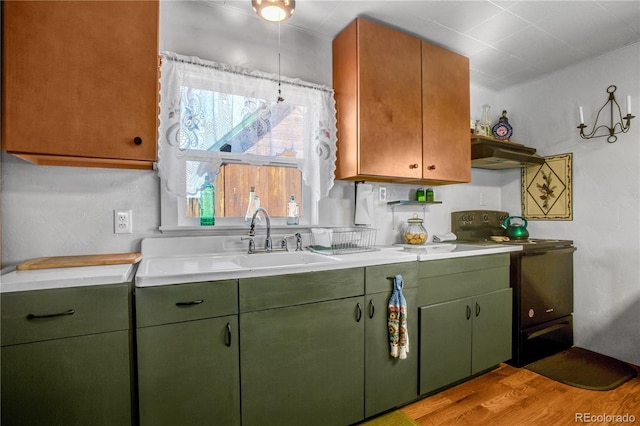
[
  {"left": 1, "top": 284, "right": 130, "bottom": 346},
  {"left": 135, "top": 280, "right": 237, "bottom": 327},
  {"left": 365, "top": 261, "right": 418, "bottom": 294},
  {"left": 418, "top": 266, "right": 509, "bottom": 306},
  {"left": 418, "top": 253, "right": 509, "bottom": 278},
  {"left": 240, "top": 268, "right": 364, "bottom": 312}
]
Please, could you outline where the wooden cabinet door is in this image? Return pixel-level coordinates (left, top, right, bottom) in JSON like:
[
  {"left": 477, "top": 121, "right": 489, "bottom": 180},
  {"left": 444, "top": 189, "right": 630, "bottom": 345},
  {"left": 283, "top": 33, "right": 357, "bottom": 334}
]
[
  {"left": 137, "top": 316, "right": 241, "bottom": 426},
  {"left": 419, "top": 298, "right": 472, "bottom": 395},
  {"left": 2, "top": 1, "right": 158, "bottom": 167},
  {"left": 333, "top": 18, "right": 423, "bottom": 180},
  {"left": 365, "top": 287, "right": 419, "bottom": 416},
  {"left": 1, "top": 331, "right": 132, "bottom": 426},
  {"left": 471, "top": 289, "right": 512, "bottom": 374},
  {"left": 240, "top": 297, "right": 365, "bottom": 426},
  {"left": 422, "top": 42, "right": 471, "bottom": 183}
]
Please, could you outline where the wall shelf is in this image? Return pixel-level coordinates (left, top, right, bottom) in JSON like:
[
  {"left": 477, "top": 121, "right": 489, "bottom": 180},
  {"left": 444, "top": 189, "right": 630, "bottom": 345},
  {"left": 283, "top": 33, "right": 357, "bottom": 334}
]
[
  {"left": 387, "top": 200, "right": 443, "bottom": 207},
  {"left": 387, "top": 200, "right": 443, "bottom": 229}
]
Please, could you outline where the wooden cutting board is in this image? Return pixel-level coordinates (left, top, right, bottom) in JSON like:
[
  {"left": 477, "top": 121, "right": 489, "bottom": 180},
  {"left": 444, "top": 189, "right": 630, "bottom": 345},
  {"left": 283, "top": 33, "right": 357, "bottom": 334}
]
[{"left": 16, "top": 252, "right": 142, "bottom": 271}]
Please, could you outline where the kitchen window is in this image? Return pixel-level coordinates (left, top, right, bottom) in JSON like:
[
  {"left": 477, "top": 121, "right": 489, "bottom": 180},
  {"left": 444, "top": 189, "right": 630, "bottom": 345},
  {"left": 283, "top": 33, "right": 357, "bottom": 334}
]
[{"left": 157, "top": 52, "right": 337, "bottom": 230}]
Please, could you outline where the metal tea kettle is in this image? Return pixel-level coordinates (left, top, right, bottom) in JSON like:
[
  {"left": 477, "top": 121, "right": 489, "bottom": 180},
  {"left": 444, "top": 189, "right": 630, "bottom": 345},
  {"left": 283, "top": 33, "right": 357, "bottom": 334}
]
[{"left": 501, "top": 216, "right": 529, "bottom": 240}]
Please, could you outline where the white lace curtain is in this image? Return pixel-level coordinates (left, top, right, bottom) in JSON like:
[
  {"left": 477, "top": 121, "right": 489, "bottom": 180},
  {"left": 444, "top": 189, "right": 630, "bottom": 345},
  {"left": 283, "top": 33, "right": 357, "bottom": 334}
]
[{"left": 157, "top": 51, "right": 338, "bottom": 200}]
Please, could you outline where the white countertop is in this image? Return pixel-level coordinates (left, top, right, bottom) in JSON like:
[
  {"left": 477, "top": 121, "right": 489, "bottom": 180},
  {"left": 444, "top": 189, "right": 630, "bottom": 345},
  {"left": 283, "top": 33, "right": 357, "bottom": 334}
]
[
  {"left": 1, "top": 263, "right": 137, "bottom": 293},
  {"left": 134, "top": 236, "right": 522, "bottom": 287},
  {"left": 1, "top": 238, "right": 522, "bottom": 292}
]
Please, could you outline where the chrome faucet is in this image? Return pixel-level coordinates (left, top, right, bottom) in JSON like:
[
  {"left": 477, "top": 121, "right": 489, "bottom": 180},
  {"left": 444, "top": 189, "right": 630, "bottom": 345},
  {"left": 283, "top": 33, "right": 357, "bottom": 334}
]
[{"left": 248, "top": 207, "right": 272, "bottom": 252}]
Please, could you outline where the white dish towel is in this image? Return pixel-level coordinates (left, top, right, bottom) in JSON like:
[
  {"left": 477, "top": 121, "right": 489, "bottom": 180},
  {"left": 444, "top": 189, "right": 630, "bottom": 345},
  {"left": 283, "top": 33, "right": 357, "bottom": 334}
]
[{"left": 355, "top": 184, "right": 374, "bottom": 226}]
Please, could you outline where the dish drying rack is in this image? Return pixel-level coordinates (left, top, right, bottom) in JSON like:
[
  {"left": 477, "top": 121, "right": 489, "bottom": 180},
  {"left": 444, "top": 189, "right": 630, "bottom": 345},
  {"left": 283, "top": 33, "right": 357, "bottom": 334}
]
[{"left": 309, "top": 227, "right": 378, "bottom": 255}]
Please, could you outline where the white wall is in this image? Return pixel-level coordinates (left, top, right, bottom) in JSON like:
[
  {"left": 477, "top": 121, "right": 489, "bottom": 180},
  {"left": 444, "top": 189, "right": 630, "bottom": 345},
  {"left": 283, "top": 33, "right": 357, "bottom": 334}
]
[
  {"left": 1, "top": 1, "right": 503, "bottom": 266},
  {"left": 2, "top": 1, "right": 637, "bottom": 364},
  {"left": 499, "top": 42, "right": 640, "bottom": 365}
]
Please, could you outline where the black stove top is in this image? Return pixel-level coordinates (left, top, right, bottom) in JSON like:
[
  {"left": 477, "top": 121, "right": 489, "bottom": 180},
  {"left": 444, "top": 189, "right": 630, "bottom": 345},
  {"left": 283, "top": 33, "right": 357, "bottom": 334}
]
[{"left": 451, "top": 210, "right": 573, "bottom": 251}]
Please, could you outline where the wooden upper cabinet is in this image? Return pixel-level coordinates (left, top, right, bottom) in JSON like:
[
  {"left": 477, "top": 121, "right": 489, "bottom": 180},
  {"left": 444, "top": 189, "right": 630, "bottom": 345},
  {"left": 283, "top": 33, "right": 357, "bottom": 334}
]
[
  {"left": 422, "top": 42, "right": 471, "bottom": 184},
  {"left": 1, "top": 1, "right": 159, "bottom": 169},
  {"left": 332, "top": 18, "right": 470, "bottom": 184},
  {"left": 333, "top": 18, "right": 423, "bottom": 181}
]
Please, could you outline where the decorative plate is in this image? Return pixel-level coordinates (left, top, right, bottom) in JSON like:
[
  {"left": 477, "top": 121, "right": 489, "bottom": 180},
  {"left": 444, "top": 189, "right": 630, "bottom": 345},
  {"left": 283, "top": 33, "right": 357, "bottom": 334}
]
[{"left": 492, "top": 121, "right": 513, "bottom": 140}]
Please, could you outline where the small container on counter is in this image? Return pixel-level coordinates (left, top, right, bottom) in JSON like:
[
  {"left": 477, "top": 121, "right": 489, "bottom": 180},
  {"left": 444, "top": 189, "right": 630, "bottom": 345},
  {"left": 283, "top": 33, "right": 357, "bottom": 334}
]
[{"left": 403, "top": 213, "right": 427, "bottom": 245}]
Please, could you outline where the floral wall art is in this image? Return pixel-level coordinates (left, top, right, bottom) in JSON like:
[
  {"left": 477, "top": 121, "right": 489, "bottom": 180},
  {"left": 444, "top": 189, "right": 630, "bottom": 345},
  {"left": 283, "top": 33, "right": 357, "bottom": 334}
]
[{"left": 521, "top": 153, "right": 573, "bottom": 220}]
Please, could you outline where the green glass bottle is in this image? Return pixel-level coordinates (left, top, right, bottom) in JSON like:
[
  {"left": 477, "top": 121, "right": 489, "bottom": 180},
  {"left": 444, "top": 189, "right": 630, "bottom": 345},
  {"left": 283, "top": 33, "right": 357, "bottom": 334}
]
[{"left": 200, "top": 174, "right": 215, "bottom": 226}]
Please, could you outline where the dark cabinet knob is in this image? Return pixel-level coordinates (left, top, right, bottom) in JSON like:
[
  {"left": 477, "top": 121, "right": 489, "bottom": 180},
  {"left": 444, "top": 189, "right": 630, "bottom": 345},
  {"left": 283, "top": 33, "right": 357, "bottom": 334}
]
[
  {"left": 409, "top": 163, "right": 419, "bottom": 169},
  {"left": 427, "top": 164, "right": 436, "bottom": 170},
  {"left": 133, "top": 136, "right": 143, "bottom": 145}
]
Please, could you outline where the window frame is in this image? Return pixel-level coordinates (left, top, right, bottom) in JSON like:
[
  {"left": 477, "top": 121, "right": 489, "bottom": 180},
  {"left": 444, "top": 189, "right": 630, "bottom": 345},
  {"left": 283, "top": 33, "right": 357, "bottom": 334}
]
[{"left": 157, "top": 53, "right": 336, "bottom": 233}]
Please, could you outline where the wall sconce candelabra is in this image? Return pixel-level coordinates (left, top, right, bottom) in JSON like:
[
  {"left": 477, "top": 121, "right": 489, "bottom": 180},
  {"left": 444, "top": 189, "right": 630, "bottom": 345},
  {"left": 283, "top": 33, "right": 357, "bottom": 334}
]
[{"left": 578, "top": 85, "right": 634, "bottom": 143}]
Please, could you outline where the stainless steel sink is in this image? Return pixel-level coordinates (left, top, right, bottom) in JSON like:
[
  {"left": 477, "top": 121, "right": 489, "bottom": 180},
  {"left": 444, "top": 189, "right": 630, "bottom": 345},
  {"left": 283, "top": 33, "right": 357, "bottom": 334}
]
[{"left": 233, "top": 251, "right": 341, "bottom": 269}]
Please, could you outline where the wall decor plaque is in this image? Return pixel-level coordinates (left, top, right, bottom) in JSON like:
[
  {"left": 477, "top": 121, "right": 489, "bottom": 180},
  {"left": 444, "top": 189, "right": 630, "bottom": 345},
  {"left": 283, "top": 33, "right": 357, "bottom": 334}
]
[{"left": 521, "top": 153, "right": 573, "bottom": 220}]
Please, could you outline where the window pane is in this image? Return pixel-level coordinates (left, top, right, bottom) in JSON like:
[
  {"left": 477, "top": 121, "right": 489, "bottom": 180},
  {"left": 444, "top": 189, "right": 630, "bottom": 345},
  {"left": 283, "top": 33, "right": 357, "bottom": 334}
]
[
  {"left": 187, "top": 164, "right": 302, "bottom": 219},
  {"left": 179, "top": 87, "right": 304, "bottom": 156}
]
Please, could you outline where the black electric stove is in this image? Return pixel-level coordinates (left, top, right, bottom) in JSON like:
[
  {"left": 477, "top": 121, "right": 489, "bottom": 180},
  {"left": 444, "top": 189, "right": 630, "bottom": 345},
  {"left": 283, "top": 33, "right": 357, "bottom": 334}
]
[{"left": 452, "top": 210, "right": 576, "bottom": 367}]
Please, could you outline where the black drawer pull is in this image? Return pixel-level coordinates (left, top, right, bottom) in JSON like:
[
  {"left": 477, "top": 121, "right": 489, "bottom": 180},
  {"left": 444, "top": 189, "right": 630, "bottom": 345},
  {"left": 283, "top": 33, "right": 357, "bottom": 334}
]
[
  {"left": 368, "top": 299, "right": 375, "bottom": 319},
  {"left": 175, "top": 299, "right": 204, "bottom": 307},
  {"left": 225, "top": 323, "right": 232, "bottom": 347},
  {"left": 27, "top": 309, "right": 75, "bottom": 320},
  {"left": 466, "top": 305, "right": 471, "bottom": 320},
  {"left": 356, "top": 303, "right": 362, "bottom": 322},
  {"left": 133, "top": 136, "right": 143, "bottom": 145},
  {"left": 475, "top": 302, "right": 481, "bottom": 317}
]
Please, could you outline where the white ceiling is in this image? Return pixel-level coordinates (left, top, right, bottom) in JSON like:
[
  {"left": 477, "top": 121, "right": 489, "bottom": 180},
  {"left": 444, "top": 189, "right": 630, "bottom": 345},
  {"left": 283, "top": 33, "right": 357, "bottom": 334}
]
[{"left": 214, "top": 0, "right": 640, "bottom": 90}]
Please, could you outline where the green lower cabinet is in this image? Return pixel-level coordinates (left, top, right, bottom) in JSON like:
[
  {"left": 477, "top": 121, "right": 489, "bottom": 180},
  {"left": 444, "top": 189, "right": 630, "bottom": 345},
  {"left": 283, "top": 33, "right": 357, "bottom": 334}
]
[
  {"left": 240, "top": 296, "right": 365, "bottom": 426},
  {"left": 137, "top": 315, "right": 240, "bottom": 426},
  {"left": 1, "top": 331, "right": 132, "bottom": 426},
  {"left": 365, "top": 287, "right": 419, "bottom": 417},
  {"left": 471, "top": 289, "right": 513, "bottom": 374},
  {"left": 419, "top": 288, "right": 512, "bottom": 395}
]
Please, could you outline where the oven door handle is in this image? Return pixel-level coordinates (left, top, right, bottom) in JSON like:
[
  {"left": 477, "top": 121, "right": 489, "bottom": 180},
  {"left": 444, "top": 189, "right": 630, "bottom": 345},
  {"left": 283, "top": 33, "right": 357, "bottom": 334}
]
[
  {"left": 523, "top": 247, "right": 576, "bottom": 256},
  {"left": 526, "top": 322, "right": 572, "bottom": 340}
]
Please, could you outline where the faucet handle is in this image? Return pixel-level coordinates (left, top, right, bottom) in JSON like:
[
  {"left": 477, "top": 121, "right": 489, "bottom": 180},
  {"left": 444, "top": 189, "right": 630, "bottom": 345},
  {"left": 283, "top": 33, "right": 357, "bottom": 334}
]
[
  {"left": 241, "top": 237, "right": 255, "bottom": 254},
  {"left": 280, "top": 237, "right": 289, "bottom": 251},
  {"left": 294, "top": 233, "right": 303, "bottom": 251}
]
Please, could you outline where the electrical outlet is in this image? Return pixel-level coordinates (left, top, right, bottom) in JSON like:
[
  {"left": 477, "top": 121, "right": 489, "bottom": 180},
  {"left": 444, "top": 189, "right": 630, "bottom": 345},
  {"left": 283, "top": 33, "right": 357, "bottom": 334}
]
[
  {"left": 114, "top": 210, "right": 132, "bottom": 234},
  {"left": 379, "top": 186, "right": 387, "bottom": 202}
]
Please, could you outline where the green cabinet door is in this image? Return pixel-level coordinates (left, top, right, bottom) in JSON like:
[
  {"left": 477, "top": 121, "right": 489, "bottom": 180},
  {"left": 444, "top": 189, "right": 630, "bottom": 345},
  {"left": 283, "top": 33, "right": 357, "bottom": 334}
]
[
  {"left": 137, "top": 315, "right": 240, "bottom": 426},
  {"left": 240, "top": 296, "right": 365, "bottom": 426},
  {"left": 419, "top": 298, "right": 472, "bottom": 395},
  {"left": 1, "top": 331, "right": 132, "bottom": 426},
  {"left": 471, "top": 288, "right": 512, "bottom": 374},
  {"left": 365, "top": 287, "right": 419, "bottom": 417}
]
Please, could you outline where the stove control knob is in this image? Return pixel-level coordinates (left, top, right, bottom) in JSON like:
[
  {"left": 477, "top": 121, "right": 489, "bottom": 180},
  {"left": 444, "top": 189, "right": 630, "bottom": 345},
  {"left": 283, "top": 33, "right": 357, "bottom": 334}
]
[{"left": 482, "top": 214, "right": 490, "bottom": 222}]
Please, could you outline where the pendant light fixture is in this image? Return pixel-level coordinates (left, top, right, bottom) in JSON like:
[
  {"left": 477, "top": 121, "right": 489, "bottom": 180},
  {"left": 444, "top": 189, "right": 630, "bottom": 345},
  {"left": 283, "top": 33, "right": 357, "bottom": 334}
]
[{"left": 252, "top": 0, "right": 295, "bottom": 22}]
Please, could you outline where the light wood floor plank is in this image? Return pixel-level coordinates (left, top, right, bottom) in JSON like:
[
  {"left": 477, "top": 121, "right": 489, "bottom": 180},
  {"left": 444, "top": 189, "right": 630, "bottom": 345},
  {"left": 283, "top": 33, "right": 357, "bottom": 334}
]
[{"left": 401, "top": 363, "right": 640, "bottom": 426}]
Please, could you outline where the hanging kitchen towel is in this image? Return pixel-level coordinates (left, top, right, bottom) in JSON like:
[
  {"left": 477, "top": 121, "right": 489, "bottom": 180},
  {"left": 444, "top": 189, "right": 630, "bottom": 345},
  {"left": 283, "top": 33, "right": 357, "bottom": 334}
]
[
  {"left": 388, "top": 274, "right": 409, "bottom": 359},
  {"left": 355, "top": 183, "right": 374, "bottom": 225}
]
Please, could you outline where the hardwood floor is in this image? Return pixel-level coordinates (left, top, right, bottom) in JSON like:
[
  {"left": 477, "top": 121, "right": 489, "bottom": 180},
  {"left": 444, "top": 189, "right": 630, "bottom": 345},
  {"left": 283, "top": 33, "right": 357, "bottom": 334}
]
[{"left": 401, "top": 363, "right": 640, "bottom": 425}]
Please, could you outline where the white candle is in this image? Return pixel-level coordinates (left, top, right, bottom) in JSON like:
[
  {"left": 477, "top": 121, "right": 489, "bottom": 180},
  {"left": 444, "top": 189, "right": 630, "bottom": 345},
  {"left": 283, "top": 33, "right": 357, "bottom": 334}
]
[
  {"left": 627, "top": 96, "right": 631, "bottom": 115},
  {"left": 579, "top": 107, "right": 584, "bottom": 124}
]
